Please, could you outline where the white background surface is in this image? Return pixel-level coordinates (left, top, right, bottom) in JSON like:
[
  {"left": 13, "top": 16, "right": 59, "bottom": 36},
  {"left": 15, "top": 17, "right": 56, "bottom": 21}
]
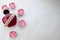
[{"left": 0, "top": 0, "right": 60, "bottom": 40}]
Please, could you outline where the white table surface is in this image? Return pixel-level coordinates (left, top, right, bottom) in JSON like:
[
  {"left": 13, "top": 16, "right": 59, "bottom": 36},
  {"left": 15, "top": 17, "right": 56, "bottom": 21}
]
[{"left": 0, "top": 0, "right": 60, "bottom": 40}]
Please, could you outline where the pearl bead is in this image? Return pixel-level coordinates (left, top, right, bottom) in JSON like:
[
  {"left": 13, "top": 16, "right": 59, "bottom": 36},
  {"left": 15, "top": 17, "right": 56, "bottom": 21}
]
[
  {"left": 2, "top": 5, "right": 8, "bottom": 10},
  {"left": 17, "top": 9, "right": 24, "bottom": 16},
  {"left": 9, "top": 31, "right": 17, "bottom": 38},
  {"left": 3, "top": 9, "right": 10, "bottom": 15},
  {"left": 18, "top": 20, "right": 26, "bottom": 27},
  {"left": 9, "top": 2, "right": 15, "bottom": 9}
]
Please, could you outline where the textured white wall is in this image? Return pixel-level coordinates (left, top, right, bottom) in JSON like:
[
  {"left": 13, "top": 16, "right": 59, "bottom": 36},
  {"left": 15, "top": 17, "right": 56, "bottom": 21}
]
[{"left": 0, "top": 0, "right": 60, "bottom": 40}]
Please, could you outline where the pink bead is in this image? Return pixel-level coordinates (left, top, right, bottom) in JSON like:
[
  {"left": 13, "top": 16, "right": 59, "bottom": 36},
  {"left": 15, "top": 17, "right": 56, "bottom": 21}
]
[
  {"left": 9, "top": 31, "right": 17, "bottom": 38},
  {"left": 9, "top": 2, "right": 15, "bottom": 9},
  {"left": 17, "top": 9, "right": 24, "bottom": 16},
  {"left": 2, "top": 5, "right": 8, "bottom": 10},
  {"left": 18, "top": 20, "right": 26, "bottom": 27}
]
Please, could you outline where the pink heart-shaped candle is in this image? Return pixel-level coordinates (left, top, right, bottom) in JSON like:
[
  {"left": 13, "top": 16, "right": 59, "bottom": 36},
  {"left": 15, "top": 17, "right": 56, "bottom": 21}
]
[{"left": 2, "top": 14, "right": 17, "bottom": 27}]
